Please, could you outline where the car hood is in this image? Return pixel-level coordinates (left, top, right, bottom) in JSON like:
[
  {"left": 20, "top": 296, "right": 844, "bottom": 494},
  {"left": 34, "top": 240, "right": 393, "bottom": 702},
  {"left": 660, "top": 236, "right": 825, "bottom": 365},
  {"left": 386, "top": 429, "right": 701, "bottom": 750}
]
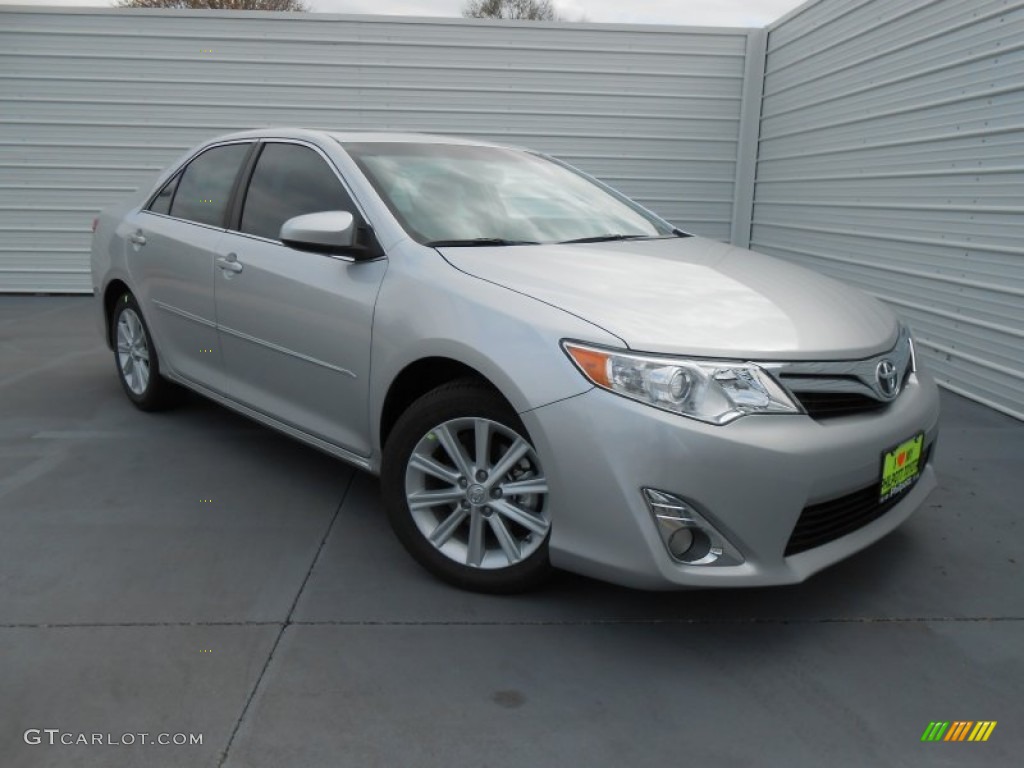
[{"left": 439, "top": 236, "right": 899, "bottom": 360}]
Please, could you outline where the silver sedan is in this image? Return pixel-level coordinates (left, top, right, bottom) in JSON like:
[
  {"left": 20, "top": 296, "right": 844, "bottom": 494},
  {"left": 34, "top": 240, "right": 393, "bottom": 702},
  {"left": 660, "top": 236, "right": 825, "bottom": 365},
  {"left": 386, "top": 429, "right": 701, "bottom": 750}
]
[{"left": 91, "top": 129, "right": 940, "bottom": 592}]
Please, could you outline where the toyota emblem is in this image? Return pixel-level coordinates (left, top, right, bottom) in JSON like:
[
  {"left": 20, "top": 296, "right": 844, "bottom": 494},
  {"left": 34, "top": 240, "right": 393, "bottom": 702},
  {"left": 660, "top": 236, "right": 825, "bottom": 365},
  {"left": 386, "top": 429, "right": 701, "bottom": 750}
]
[{"left": 875, "top": 359, "right": 900, "bottom": 400}]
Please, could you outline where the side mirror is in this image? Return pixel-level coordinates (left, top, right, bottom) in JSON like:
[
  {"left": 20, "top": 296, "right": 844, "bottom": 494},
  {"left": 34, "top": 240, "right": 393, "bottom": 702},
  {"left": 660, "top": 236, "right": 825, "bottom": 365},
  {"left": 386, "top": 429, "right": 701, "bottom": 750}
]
[{"left": 279, "top": 211, "right": 376, "bottom": 259}]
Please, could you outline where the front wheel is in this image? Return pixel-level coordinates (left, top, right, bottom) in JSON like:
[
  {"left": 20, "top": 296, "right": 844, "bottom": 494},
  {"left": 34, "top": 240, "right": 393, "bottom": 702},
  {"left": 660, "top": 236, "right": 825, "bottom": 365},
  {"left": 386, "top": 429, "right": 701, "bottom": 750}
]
[{"left": 381, "top": 379, "right": 553, "bottom": 593}]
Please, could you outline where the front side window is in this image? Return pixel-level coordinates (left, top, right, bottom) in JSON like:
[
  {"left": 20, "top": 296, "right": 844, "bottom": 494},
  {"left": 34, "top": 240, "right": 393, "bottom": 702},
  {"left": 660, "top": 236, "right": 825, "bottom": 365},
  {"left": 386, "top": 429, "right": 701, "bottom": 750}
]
[
  {"left": 342, "top": 142, "right": 674, "bottom": 245},
  {"left": 240, "top": 143, "right": 356, "bottom": 241},
  {"left": 169, "top": 143, "right": 251, "bottom": 227}
]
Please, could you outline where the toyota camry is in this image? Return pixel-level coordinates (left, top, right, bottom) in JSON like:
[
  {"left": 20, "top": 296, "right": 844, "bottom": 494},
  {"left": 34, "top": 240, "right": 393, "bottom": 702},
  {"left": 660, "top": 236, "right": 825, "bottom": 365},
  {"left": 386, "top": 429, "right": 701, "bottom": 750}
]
[{"left": 90, "top": 129, "right": 940, "bottom": 592}]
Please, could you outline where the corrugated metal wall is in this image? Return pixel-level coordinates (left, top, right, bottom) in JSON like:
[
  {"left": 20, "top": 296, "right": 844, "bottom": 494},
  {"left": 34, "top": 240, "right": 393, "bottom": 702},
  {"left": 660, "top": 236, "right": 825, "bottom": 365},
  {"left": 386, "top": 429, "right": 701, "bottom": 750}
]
[
  {"left": 751, "top": 0, "right": 1024, "bottom": 420},
  {"left": 0, "top": 7, "right": 756, "bottom": 293},
  {"left": 6, "top": 4, "right": 1022, "bottom": 419}
]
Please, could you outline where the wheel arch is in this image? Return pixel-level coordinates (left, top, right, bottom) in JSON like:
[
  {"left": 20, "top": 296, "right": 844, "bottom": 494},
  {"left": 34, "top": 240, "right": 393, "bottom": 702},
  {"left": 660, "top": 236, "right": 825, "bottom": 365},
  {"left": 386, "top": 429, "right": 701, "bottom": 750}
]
[
  {"left": 379, "top": 356, "right": 511, "bottom": 451},
  {"left": 102, "top": 278, "right": 132, "bottom": 349}
]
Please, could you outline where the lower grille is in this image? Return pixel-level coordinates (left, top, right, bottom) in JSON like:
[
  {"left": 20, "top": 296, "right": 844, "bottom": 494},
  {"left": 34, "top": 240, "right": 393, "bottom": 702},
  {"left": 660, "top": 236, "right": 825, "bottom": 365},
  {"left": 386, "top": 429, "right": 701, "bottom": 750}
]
[{"left": 785, "top": 445, "right": 932, "bottom": 557}]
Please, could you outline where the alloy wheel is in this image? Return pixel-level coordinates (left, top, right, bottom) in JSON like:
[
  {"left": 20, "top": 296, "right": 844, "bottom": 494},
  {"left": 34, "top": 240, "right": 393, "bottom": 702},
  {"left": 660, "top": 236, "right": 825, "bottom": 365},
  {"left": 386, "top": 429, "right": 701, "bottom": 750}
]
[
  {"left": 116, "top": 307, "right": 151, "bottom": 395},
  {"left": 404, "top": 417, "right": 550, "bottom": 569}
]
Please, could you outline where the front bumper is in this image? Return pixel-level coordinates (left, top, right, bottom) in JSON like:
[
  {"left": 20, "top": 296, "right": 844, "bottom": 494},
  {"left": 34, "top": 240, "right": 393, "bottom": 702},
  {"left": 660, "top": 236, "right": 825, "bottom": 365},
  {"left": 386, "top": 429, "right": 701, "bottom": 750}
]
[{"left": 521, "top": 371, "right": 940, "bottom": 589}]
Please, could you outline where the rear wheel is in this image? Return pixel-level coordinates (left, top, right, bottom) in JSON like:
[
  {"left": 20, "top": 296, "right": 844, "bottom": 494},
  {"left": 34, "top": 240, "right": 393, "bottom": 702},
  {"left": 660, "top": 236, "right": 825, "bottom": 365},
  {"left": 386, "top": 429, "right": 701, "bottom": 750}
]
[
  {"left": 382, "top": 379, "right": 553, "bottom": 593},
  {"left": 111, "top": 292, "right": 179, "bottom": 411}
]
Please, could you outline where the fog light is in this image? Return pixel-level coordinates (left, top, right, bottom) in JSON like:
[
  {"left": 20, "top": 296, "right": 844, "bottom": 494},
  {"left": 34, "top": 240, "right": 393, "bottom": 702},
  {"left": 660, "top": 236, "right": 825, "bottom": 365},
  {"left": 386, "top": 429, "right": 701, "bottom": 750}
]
[
  {"left": 667, "top": 527, "right": 694, "bottom": 558},
  {"left": 642, "top": 488, "right": 743, "bottom": 566}
]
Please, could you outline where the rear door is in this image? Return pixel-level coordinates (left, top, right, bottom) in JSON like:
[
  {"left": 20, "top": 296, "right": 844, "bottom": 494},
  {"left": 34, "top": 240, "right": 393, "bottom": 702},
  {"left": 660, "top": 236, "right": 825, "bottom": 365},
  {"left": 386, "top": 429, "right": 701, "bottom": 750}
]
[
  {"left": 127, "top": 141, "right": 253, "bottom": 393},
  {"left": 214, "top": 141, "right": 387, "bottom": 456}
]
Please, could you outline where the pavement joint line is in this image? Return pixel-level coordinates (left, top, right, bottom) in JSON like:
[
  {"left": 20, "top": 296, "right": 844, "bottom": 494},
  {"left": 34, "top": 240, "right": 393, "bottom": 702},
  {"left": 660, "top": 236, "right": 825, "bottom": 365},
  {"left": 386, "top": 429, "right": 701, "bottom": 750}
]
[
  {"left": 0, "top": 621, "right": 283, "bottom": 629},
  {"left": 0, "top": 450, "right": 69, "bottom": 501},
  {"left": 216, "top": 471, "right": 355, "bottom": 768},
  {"left": 1, "top": 616, "right": 1021, "bottom": 629},
  {"left": 0, "top": 344, "right": 106, "bottom": 390},
  {"left": 292, "top": 616, "right": 1024, "bottom": 625}
]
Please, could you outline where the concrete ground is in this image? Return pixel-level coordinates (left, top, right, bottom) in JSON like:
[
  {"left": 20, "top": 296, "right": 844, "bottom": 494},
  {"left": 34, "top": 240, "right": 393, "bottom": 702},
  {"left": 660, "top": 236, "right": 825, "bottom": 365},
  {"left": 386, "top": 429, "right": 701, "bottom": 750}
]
[{"left": 0, "top": 295, "right": 1021, "bottom": 768}]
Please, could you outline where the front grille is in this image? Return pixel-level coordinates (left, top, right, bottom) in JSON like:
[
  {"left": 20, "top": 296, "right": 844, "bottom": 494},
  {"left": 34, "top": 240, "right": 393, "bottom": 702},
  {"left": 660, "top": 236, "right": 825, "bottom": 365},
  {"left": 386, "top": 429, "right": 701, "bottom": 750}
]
[
  {"left": 794, "top": 391, "right": 889, "bottom": 419},
  {"left": 774, "top": 326, "right": 915, "bottom": 421},
  {"left": 785, "top": 444, "right": 932, "bottom": 557}
]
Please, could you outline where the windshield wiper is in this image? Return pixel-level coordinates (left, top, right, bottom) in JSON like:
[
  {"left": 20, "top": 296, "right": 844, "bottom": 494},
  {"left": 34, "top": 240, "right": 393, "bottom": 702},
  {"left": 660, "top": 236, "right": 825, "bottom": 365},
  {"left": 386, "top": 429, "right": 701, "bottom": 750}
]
[
  {"left": 557, "top": 233, "right": 654, "bottom": 244},
  {"left": 425, "top": 237, "right": 539, "bottom": 247}
]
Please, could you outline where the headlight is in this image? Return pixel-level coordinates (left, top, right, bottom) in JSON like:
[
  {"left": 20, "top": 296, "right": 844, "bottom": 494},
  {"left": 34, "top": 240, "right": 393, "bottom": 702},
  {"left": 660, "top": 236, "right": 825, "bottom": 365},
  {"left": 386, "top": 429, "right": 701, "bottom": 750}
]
[{"left": 563, "top": 341, "right": 801, "bottom": 425}]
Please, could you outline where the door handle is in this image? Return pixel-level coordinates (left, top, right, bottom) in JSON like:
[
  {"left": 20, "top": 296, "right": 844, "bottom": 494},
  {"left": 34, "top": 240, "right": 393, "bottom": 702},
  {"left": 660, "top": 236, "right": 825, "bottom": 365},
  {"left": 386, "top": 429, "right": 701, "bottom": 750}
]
[
  {"left": 128, "top": 231, "right": 146, "bottom": 246},
  {"left": 217, "top": 253, "right": 243, "bottom": 274}
]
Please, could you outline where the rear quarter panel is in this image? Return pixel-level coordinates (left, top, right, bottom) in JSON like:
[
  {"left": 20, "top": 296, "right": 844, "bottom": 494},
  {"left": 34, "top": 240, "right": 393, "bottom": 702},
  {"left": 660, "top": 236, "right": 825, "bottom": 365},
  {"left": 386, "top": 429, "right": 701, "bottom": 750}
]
[{"left": 90, "top": 201, "right": 139, "bottom": 344}]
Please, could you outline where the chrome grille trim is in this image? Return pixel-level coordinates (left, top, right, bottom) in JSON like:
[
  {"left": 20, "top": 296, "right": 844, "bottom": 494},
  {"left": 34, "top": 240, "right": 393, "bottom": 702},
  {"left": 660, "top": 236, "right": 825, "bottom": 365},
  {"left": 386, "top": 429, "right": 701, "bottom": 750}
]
[{"left": 769, "top": 326, "right": 914, "bottom": 405}]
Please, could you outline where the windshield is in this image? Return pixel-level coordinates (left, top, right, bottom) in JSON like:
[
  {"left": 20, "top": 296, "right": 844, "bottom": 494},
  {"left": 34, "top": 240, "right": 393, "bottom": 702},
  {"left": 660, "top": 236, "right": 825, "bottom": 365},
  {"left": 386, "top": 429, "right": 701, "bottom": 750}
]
[{"left": 342, "top": 142, "right": 675, "bottom": 245}]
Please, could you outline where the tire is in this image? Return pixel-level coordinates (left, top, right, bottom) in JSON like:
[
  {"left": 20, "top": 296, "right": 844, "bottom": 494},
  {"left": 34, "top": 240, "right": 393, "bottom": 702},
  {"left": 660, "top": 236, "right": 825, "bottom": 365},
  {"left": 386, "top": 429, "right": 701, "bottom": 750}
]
[
  {"left": 110, "top": 292, "right": 179, "bottom": 411},
  {"left": 381, "top": 379, "right": 553, "bottom": 593}
]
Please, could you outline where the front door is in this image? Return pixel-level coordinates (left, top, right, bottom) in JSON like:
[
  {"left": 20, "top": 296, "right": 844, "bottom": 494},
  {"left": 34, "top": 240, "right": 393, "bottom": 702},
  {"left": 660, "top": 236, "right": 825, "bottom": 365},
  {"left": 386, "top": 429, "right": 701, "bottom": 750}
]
[{"left": 213, "top": 141, "right": 386, "bottom": 456}]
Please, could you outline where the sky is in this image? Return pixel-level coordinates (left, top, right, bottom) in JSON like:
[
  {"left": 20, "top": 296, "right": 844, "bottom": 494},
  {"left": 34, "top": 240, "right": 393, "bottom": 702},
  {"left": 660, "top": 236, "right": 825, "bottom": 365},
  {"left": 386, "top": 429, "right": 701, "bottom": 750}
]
[{"left": 0, "top": 0, "right": 810, "bottom": 27}]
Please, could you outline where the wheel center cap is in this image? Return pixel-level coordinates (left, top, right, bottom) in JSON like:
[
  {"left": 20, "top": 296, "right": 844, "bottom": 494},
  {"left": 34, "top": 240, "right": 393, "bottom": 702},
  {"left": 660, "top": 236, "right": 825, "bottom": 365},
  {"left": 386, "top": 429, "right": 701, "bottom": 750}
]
[{"left": 467, "top": 484, "right": 487, "bottom": 505}]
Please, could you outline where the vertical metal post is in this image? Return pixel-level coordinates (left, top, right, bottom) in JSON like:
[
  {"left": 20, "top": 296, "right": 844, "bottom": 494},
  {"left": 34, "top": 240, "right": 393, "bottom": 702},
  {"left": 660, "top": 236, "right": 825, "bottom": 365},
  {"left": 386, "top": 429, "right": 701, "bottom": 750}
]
[{"left": 730, "top": 28, "right": 767, "bottom": 248}]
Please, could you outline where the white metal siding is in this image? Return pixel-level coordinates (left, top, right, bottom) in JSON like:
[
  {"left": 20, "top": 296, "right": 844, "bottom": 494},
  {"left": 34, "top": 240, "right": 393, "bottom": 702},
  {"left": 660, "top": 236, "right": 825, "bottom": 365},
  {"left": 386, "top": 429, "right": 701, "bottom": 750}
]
[
  {"left": 0, "top": 7, "right": 753, "bottom": 293},
  {"left": 751, "top": 0, "right": 1024, "bottom": 420}
]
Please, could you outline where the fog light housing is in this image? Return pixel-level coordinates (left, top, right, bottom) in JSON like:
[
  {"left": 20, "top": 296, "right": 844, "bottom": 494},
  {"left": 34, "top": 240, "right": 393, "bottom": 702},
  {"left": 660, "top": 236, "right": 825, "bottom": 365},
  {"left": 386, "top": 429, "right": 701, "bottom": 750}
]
[{"left": 642, "top": 488, "right": 743, "bottom": 566}]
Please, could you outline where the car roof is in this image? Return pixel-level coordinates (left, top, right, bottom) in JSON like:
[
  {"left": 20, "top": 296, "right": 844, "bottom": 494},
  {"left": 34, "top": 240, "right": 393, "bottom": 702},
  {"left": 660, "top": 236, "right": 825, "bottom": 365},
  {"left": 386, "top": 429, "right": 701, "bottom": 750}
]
[{"left": 205, "top": 127, "right": 518, "bottom": 150}]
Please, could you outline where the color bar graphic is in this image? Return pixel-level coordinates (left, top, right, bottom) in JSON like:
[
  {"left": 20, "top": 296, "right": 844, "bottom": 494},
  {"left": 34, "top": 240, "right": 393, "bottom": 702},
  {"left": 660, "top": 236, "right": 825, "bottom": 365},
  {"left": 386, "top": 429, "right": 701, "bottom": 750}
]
[
  {"left": 944, "top": 721, "right": 972, "bottom": 741},
  {"left": 969, "top": 722, "right": 997, "bottom": 742},
  {"left": 921, "top": 721, "right": 996, "bottom": 742}
]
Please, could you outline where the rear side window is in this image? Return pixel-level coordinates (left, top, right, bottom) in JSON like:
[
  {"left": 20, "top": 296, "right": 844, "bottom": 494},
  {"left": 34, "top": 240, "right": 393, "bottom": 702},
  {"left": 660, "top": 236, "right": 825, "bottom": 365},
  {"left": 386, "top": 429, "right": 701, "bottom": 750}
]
[
  {"left": 169, "top": 143, "right": 250, "bottom": 227},
  {"left": 148, "top": 174, "right": 179, "bottom": 215},
  {"left": 240, "top": 143, "right": 356, "bottom": 241}
]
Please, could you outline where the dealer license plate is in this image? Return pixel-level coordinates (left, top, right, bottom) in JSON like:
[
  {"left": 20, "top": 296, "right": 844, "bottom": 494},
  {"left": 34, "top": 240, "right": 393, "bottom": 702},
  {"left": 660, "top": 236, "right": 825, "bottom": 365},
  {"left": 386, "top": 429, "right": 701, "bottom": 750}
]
[{"left": 880, "top": 432, "right": 924, "bottom": 503}]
